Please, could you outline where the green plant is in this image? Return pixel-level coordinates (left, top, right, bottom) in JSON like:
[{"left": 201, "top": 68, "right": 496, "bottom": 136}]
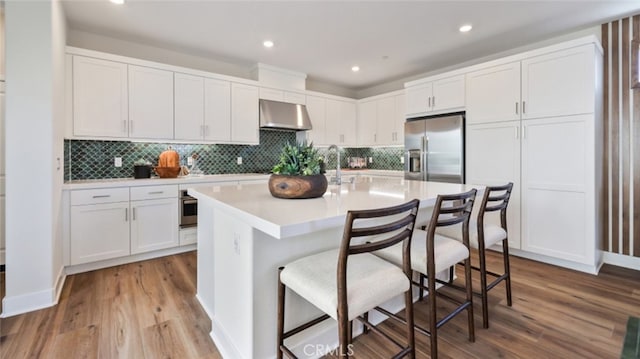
[
  {"left": 134, "top": 158, "right": 151, "bottom": 166},
  {"left": 271, "top": 141, "right": 323, "bottom": 176}
]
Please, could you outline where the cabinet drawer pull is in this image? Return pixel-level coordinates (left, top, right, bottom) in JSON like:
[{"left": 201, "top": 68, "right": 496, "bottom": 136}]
[
  {"left": 92, "top": 195, "right": 111, "bottom": 199},
  {"left": 515, "top": 102, "right": 518, "bottom": 115},
  {"left": 125, "top": 208, "right": 128, "bottom": 221},
  {"left": 432, "top": 96, "right": 435, "bottom": 108},
  {"left": 522, "top": 101, "right": 526, "bottom": 114},
  {"left": 148, "top": 191, "right": 164, "bottom": 195},
  {"left": 133, "top": 207, "right": 137, "bottom": 221},
  {"left": 428, "top": 97, "right": 431, "bottom": 108}
]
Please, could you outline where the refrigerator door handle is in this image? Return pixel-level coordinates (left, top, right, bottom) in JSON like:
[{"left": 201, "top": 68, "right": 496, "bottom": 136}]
[{"left": 422, "top": 136, "right": 429, "bottom": 181}]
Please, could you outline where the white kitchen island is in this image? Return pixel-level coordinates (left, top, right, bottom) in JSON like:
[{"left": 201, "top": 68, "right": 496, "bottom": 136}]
[{"left": 189, "top": 176, "right": 481, "bottom": 359}]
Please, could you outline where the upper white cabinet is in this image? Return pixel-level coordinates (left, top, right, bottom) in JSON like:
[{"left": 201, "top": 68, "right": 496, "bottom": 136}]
[
  {"left": 174, "top": 73, "right": 205, "bottom": 141},
  {"left": 357, "top": 93, "right": 405, "bottom": 146},
  {"left": 306, "top": 94, "right": 356, "bottom": 147},
  {"left": 466, "top": 45, "right": 596, "bottom": 125},
  {"left": 128, "top": 65, "right": 174, "bottom": 139},
  {"left": 521, "top": 46, "right": 595, "bottom": 120},
  {"left": 466, "top": 62, "right": 521, "bottom": 125},
  {"left": 405, "top": 75, "right": 464, "bottom": 118},
  {"left": 204, "top": 78, "right": 232, "bottom": 142},
  {"left": 72, "top": 56, "right": 128, "bottom": 137},
  {"left": 231, "top": 83, "right": 259, "bottom": 144}
]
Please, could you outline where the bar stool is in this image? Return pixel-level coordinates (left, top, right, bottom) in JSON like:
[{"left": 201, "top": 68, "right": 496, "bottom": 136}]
[
  {"left": 374, "top": 189, "right": 477, "bottom": 359},
  {"left": 437, "top": 183, "right": 513, "bottom": 328},
  {"left": 276, "top": 199, "right": 420, "bottom": 358}
]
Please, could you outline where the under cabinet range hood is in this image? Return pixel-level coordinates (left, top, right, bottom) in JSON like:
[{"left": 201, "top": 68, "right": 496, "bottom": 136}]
[{"left": 259, "top": 99, "right": 313, "bottom": 131}]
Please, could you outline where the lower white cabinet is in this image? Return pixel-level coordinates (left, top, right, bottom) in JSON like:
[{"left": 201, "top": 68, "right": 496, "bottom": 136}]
[
  {"left": 70, "top": 201, "right": 130, "bottom": 265},
  {"left": 465, "top": 121, "right": 521, "bottom": 249},
  {"left": 130, "top": 197, "right": 179, "bottom": 254}
]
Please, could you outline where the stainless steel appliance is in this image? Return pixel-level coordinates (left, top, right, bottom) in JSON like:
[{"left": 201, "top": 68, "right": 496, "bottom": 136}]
[
  {"left": 179, "top": 190, "right": 197, "bottom": 228},
  {"left": 404, "top": 113, "right": 464, "bottom": 183}
]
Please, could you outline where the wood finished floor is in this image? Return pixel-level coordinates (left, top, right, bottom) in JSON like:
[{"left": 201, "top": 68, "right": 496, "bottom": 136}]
[{"left": 0, "top": 250, "right": 638, "bottom": 358}]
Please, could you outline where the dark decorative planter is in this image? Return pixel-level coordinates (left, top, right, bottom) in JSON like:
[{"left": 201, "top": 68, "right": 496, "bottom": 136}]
[
  {"left": 134, "top": 165, "right": 151, "bottom": 179},
  {"left": 268, "top": 174, "right": 328, "bottom": 199}
]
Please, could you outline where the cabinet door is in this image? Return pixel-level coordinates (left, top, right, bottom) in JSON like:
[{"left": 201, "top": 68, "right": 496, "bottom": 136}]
[
  {"left": 466, "top": 62, "right": 521, "bottom": 125},
  {"left": 521, "top": 116, "right": 592, "bottom": 263},
  {"left": 70, "top": 202, "right": 130, "bottom": 264},
  {"left": 466, "top": 122, "right": 521, "bottom": 249},
  {"left": 376, "top": 96, "right": 396, "bottom": 145},
  {"left": 231, "top": 83, "right": 259, "bottom": 144},
  {"left": 521, "top": 46, "right": 595, "bottom": 120},
  {"left": 0, "top": 195, "right": 4, "bottom": 266},
  {"left": 0, "top": 90, "right": 4, "bottom": 174},
  {"left": 204, "top": 78, "right": 232, "bottom": 142},
  {"left": 357, "top": 100, "right": 378, "bottom": 146},
  {"left": 405, "top": 83, "right": 431, "bottom": 117},
  {"left": 284, "top": 91, "right": 306, "bottom": 105},
  {"left": 324, "top": 99, "right": 341, "bottom": 145},
  {"left": 73, "top": 56, "right": 128, "bottom": 137},
  {"left": 432, "top": 75, "right": 465, "bottom": 112},
  {"left": 305, "top": 95, "right": 326, "bottom": 145},
  {"left": 174, "top": 73, "right": 204, "bottom": 141},
  {"left": 339, "top": 101, "right": 357, "bottom": 146},
  {"left": 130, "top": 198, "right": 179, "bottom": 254},
  {"left": 128, "top": 65, "right": 174, "bottom": 139},
  {"left": 259, "top": 87, "right": 284, "bottom": 102},
  {"left": 393, "top": 94, "right": 406, "bottom": 145}
]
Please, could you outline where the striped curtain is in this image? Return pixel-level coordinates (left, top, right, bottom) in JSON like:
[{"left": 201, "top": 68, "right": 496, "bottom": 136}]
[{"left": 602, "top": 15, "right": 640, "bottom": 258}]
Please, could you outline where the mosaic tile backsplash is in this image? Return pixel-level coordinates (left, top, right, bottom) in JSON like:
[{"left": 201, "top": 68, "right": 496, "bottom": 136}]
[{"left": 64, "top": 130, "right": 404, "bottom": 181}]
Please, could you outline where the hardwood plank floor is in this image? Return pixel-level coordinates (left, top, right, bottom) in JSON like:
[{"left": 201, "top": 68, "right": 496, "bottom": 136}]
[{"left": 1, "top": 250, "right": 638, "bottom": 358}]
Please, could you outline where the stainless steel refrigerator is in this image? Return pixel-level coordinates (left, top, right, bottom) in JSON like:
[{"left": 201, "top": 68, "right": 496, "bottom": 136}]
[{"left": 404, "top": 113, "right": 464, "bottom": 183}]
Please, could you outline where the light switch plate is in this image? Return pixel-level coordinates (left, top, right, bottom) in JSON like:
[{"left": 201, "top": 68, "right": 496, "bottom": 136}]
[
  {"left": 400, "top": 156, "right": 405, "bottom": 164},
  {"left": 368, "top": 157, "right": 373, "bottom": 163},
  {"left": 114, "top": 157, "right": 122, "bottom": 167},
  {"left": 237, "top": 157, "right": 243, "bottom": 165}
]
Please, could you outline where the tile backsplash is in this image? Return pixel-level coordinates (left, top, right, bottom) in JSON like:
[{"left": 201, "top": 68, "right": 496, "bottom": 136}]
[{"left": 64, "top": 130, "right": 404, "bottom": 181}]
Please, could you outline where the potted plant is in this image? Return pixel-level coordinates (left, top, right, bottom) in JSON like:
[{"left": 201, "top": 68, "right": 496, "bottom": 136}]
[
  {"left": 269, "top": 141, "right": 328, "bottom": 199},
  {"left": 133, "top": 159, "right": 152, "bottom": 179}
]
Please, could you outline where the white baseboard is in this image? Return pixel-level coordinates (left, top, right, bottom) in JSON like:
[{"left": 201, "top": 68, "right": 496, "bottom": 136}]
[
  {"left": 210, "top": 320, "right": 245, "bottom": 359},
  {"left": 509, "top": 248, "right": 601, "bottom": 274},
  {"left": 602, "top": 252, "right": 640, "bottom": 271},
  {"left": 65, "top": 244, "right": 196, "bottom": 275},
  {"left": 1, "top": 265, "right": 67, "bottom": 318}
]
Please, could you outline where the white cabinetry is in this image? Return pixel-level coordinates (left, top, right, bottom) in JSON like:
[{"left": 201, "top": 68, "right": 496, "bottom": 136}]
[
  {"left": 357, "top": 93, "right": 405, "bottom": 146},
  {"left": 231, "top": 83, "right": 259, "bottom": 144},
  {"left": 259, "top": 87, "right": 305, "bottom": 104},
  {"left": 465, "top": 121, "right": 521, "bottom": 249},
  {"left": 174, "top": 73, "right": 205, "bottom": 141},
  {"left": 70, "top": 188, "right": 130, "bottom": 265},
  {"left": 405, "top": 75, "right": 464, "bottom": 118},
  {"left": 305, "top": 95, "right": 356, "bottom": 146},
  {"left": 0, "top": 84, "right": 5, "bottom": 265},
  {"left": 72, "top": 56, "right": 128, "bottom": 137},
  {"left": 205, "top": 78, "right": 232, "bottom": 142},
  {"left": 128, "top": 65, "right": 174, "bottom": 139},
  {"left": 130, "top": 185, "right": 179, "bottom": 254},
  {"left": 464, "top": 40, "right": 602, "bottom": 272}
]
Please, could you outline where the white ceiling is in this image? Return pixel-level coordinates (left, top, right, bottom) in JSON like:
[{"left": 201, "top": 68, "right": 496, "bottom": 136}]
[{"left": 62, "top": 1, "right": 640, "bottom": 91}]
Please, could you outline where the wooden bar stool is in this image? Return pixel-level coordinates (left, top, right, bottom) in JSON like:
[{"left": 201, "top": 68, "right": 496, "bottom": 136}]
[
  {"left": 374, "top": 189, "right": 477, "bottom": 359},
  {"left": 437, "top": 182, "right": 513, "bottom": 328},
  {"left": 276, "top": 199, "right": 420, "bottom": 358}
]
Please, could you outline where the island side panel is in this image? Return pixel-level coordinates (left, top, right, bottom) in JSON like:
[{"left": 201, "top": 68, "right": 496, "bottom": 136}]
[
  {"left": 252, "top": 226, "right": 345, "bottom": 359},
  {"left": 211, "top": 207, "right": 255, "bottom": 359},
  {"left": 196, "top": 201, "right": 215, "bottom": 318}
]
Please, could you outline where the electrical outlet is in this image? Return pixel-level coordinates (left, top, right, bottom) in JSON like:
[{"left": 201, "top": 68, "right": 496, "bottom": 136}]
[
  {"left": 237, "top": 156, "right": 243, "bottom": 165},
  {"left": 400, "top": 156, "right": 405, "bottom": 164},
  {"left": 187, "top": 157, "right": 193, "bottom": 166},
  {"left": 368, "top": 157, "right": 373, "bottom": 164},
  {"left": 233, "top": 234, "right": 240, "bottom": 254},
  {"left": 114, "top": 157, "right": 122, "bottom": 167}
]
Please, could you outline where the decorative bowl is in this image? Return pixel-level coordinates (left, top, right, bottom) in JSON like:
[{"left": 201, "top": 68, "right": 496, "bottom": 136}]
[
  {"left": 154, "top": 166, "right": 181, "bottom": 178},
  {"left": 268, "top": 174, "right": 328, "bottom": 199}
]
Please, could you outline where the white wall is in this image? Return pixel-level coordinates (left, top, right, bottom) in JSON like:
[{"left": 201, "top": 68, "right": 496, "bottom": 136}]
[{"left": 3, "top": 0, "right": 66, "bottom": 317}]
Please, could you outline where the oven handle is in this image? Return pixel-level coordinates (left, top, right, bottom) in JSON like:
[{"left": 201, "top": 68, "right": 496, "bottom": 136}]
[{"left": 183, "top": 199, "right": 198, "bottom": 205}]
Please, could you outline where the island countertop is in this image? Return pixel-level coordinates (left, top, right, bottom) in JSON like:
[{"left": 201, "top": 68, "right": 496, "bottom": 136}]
[{"left": 188, "top": 176, "right": 481, "bottom": 239}]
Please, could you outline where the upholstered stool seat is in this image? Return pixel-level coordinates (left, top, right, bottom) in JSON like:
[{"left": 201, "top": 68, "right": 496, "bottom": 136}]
[
  {"left": 375, "top": 230, "right": 469, "bottom": 274},
  {"left": 437, "top": 221, "right": 507, "bottom": 249},
  {"left": 280, "top": 249, "right": 410, "bottom": 321}
]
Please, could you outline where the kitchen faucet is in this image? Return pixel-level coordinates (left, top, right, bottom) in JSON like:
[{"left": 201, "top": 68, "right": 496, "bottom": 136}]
[{"left": 328, "top": 144, "right": 341, "bottom": 185}]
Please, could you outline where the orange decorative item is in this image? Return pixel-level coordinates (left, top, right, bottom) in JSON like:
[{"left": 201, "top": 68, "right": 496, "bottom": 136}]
[{"left": 155, "top": 148, "right": 181, "bottom": 178}]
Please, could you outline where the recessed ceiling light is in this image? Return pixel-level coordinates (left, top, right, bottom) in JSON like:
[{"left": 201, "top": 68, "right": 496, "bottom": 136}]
[
  {"left": 351, "top": 65, "right": 360, "bottom": 72},
  {"left": 459, "top": 24, "right": 473, "bottom": 33},
  {"left": 110, "top": 0, "right": 125, "bottom": 4},
  {"left": 263, "top": 40, "right": 274, "bottom": 48}
]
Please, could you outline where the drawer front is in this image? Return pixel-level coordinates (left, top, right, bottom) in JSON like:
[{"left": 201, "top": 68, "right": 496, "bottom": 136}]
[
  {"left": 130, "top": 184, "right": 179, "bottom": 201},
  {"left": 71, "top": 187, "right": 129, "bottom": 206}
]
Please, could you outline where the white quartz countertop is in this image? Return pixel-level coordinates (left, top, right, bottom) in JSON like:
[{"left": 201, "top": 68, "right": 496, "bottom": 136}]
[
  {"left": 189, "top": 176, "right": 481, "bottom": 239},
  {"left": 62, "top": 173, "right": 271, "bottom": 190}
]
